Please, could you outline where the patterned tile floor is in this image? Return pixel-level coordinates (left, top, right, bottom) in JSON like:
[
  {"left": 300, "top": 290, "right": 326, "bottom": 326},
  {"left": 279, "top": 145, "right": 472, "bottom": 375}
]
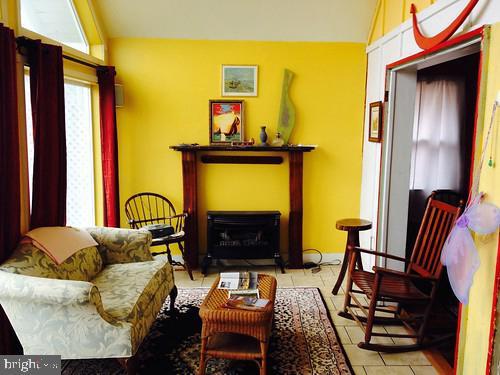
[{"left": 174, "top": 264, "right": 450, "bottom": 375}]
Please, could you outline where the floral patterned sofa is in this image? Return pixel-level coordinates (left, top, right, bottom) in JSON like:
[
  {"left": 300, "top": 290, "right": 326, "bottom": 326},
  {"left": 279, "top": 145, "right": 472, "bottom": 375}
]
[{"left": 0, "top": 227, "right": 177, "bottom": 363}]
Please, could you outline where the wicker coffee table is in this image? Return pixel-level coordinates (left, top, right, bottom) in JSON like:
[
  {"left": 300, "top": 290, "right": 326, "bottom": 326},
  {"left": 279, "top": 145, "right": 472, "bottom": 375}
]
[{"left": 198, "top": 274, "right": 277, "bottom": 375}]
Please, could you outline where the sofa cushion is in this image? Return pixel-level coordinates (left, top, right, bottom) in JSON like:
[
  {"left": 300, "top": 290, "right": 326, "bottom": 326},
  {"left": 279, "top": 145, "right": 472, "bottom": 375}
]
[
  {"left": 91, "top": 255, "right": 172, "bottom": 321},
  {"left": 0, "top": 242, "right": 103, "bottom": 281},
  {"left": 91, "top": 255, "right": 174, "bottom": 351},
  {"left": 86, "top": 227, "right": 153, "bottom": 264}
]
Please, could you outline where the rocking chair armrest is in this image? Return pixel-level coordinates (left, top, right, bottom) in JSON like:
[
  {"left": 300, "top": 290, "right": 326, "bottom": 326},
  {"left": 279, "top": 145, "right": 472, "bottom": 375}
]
[
  {"left": 372, "top": 267, "right": 438, "bottom": 282},
  {"left": 352, "top": 247, "right": 409, "bottom": 263}
]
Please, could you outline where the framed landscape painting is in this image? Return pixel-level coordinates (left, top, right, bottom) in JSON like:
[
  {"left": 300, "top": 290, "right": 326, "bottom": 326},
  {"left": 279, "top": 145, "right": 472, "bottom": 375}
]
[
  {"left": 368, "top": 101, "right": 383, "bottom": 143},
  {"left": 222, "top": 65, "right": 258, "bottom": 97},
  {"left": 209, "top": 100, "right": 244, "bottom": 144}
]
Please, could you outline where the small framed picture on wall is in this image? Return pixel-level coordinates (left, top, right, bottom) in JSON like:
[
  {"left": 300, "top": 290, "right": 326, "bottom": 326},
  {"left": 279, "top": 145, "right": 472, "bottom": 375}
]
[
  {"left": 369, "top": 101, "right": 383, "bottom": 143},
  {"left": 209, "top": 100, "right": 244, "bottom": 144},
  {"left": 222, "top": 65, "right": 258, "bottom": 97}
]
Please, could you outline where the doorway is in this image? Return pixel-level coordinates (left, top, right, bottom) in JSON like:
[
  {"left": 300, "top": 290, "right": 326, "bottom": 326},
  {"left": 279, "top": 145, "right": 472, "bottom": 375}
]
[
  {"left": 377, "top": 35, "right": 483, "bottom": 369},
  {"left": 406, "top": 54, "right": 478, "bottom": 257},
  {"left": 406, "top": 52, "right": 479, "bottom": 365}
]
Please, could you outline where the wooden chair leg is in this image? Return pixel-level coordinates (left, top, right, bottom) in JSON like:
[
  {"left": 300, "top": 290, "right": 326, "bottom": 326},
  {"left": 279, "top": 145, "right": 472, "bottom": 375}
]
[
  {"left": 332, "top": 249, "right": 350, "bottom": 295},
  {"left": 416, "top": 287, "right": 438, "bottom": 344},
  {"left": 169, "top": 285, "right": 178, "bottom": 314},
  {"left": 342, "top": 249, "right": 358, "bottom": 313},
  {"left": 178, "top": 241, "right": 194, "bottom": 280},
  {"left": 364, "top": 274, "right": 382, "bottom": 343},
  {"left": 166, "top": 244, "right": 174, "bottom": 264}
]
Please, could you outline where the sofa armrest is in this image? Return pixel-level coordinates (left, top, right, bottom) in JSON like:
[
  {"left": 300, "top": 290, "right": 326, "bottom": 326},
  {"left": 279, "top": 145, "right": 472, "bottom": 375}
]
[
  {"left": 0, "top": 271, "right": 119, "bottom": 325},
  {"left": 86, "top": 227, "right": 153, "bottom": 264},
  {"left": 0, "top": 271, "right": 94, "bottom": 305}
]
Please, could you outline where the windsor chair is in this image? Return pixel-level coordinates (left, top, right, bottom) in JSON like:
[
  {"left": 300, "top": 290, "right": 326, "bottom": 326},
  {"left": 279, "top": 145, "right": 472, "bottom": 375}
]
[{"left": 125, "top": 192, "right": 193, "bottom": 280}]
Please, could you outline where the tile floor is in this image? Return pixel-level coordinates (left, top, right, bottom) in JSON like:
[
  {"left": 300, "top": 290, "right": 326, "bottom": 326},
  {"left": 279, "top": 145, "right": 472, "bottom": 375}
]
[{"left": 174, "top": 264, "right": 449, "bottom": 375}]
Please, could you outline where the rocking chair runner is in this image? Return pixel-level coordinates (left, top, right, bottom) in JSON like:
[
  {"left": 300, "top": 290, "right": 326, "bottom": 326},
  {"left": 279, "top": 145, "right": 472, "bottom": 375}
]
[
  {"left": 125, "top": 192, "right": 193, "bottom": 280},
  {"left": 340, "top": 193, "right": 463, "bottom": 352}
]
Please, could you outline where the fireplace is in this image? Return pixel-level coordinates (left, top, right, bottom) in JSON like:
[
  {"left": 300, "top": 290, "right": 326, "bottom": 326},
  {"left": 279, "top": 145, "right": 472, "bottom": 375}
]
[{"left": 202, "top": 211, "right": 285, "bottom": 274}]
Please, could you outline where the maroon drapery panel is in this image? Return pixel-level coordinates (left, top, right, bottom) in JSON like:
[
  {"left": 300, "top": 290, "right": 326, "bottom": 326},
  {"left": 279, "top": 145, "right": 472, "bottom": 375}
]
[
  {"left": 97, "top": 67, "right": 120, "bottom": 227},
  {"left": 0, "top": 24, "right": 22, "bottom": 354},
  {"left": 28, "top": 40, "right": 67, "bottom": 228}
]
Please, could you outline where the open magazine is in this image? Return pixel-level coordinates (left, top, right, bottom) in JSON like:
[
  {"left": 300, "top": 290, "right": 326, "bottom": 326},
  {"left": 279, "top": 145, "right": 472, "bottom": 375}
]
[
  {"left": 217, "top": 272, "right": 258, "bottom": 290},
  {"left": 224, "top": 296, "right": 270, "bottom": 311},
  {"left": 229, "top": 289, "right": 260, "bottom": 299}
]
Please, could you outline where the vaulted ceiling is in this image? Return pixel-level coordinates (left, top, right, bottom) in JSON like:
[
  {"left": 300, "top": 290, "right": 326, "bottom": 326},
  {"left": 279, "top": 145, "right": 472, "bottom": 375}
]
[{"left": 94, "top": 0, "right": 377, "bottom": 42}]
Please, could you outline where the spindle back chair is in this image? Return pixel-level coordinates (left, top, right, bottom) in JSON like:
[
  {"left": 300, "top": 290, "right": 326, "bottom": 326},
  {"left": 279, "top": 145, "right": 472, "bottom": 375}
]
[{"left": 125, "top": 192, "right": 193, "bottom": 280}]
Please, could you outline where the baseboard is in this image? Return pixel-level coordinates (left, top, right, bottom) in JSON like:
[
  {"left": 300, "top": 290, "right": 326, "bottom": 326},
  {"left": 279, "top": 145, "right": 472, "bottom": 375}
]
[{"left": 169, "top": 252, "right": 344, "bottom": 267}]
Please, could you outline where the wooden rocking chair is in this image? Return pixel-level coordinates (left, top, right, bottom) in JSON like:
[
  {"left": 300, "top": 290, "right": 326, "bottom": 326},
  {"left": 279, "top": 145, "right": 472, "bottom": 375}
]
[{"left": 339, "top": 193, "right": 463, "bottom": 352}]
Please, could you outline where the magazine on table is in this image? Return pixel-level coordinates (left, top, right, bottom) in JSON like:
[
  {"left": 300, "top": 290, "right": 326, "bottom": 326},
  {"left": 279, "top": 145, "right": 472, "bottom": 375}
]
[
  {"left": 217, "top": 271, "right": 258, "bottom": 290},
  {"left": 224, "top": 296, "right": 270, "bottom": 311},
  {"left": 228, "top": 289, "right": 260, "bottom": 299}
]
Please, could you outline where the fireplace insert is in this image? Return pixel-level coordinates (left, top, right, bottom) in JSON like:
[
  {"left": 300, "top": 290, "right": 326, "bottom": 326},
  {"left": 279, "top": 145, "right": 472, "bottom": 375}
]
[{"left": 202, "top": 211, "right": 285, "bottom": 274}]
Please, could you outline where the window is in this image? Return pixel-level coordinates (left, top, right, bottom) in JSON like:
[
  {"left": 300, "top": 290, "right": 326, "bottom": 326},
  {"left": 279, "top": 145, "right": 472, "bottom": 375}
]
[
  {"left": 24, "top": 76, "right": 96, "bottom": 227},
  {"left": 20, "top": 0, "right": 89, "bottom": 53}
]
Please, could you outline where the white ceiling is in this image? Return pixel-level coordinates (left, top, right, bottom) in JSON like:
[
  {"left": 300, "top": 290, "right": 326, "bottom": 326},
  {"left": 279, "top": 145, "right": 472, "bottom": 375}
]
[{"left": 95, "top": 0, "right": 377, "bottom": 42}]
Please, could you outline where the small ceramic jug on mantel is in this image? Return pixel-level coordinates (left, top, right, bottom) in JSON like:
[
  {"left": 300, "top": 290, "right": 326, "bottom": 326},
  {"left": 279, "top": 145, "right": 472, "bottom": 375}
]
[{"left": 271, "top": 132, "right": 285, "bottom": 147}]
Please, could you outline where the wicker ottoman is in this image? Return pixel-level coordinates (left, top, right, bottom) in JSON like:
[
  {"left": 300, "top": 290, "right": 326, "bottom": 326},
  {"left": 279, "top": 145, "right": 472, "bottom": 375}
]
[{"left": 198, "top": 274, "right": 277, "bottom": 375}]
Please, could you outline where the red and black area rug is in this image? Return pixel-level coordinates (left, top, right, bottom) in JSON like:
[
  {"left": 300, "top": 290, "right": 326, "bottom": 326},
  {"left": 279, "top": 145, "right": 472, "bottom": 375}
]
[{"left": 62, "top": 287, "right": 352, "bottom": 374}]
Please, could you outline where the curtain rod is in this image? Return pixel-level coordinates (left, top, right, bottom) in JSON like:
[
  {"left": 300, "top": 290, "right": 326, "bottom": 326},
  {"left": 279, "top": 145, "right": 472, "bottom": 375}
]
[
  {"left": 62, "top": 53, "right": 99, "bottom": 69},
  {"left": 16, "top": 36, "right": 102, "bottom": 70}
]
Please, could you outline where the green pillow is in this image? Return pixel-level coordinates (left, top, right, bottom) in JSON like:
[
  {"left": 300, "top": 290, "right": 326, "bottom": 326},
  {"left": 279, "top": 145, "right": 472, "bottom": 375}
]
[{"left": 0, "top": 243, "right": 104, "bottom": 281}]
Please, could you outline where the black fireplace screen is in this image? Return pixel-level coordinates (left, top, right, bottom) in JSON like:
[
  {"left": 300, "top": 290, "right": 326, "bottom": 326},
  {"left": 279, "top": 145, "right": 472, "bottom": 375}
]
[{"left": 202, "top": 211, "right": 284, "bottom": 274}]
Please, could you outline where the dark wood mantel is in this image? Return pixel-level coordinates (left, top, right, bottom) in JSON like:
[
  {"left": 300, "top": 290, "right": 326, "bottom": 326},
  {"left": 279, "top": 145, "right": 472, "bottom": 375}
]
[
  {"left": 170, "top": 144, "right": 316, "bottom": 152},
  {"left": 170, "top": 144, "right": 316, "bottom": 269}
]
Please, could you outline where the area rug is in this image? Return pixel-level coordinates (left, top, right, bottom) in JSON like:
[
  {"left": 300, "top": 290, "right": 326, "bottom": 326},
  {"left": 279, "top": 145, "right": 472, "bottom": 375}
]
[{"left": 62, "top": 287, "right": 352, "bottom": 375}]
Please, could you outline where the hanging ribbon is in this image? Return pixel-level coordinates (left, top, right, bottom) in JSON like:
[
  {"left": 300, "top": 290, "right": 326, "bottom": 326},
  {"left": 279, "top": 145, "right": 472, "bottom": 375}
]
[{"left": 441, "top": 101, "right": 500, "bottom": 304}]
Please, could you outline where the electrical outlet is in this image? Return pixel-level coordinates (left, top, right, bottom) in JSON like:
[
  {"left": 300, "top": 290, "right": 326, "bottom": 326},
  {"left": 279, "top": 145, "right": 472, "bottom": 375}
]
[{"left": 496, "top": 90, "right": 500, "bottom": 105}]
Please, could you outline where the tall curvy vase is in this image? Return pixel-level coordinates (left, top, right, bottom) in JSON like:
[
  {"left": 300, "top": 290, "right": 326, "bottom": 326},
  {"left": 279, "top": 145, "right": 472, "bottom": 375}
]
[{"left": 277, "top": 69, "right": 296, "bottom": 144}]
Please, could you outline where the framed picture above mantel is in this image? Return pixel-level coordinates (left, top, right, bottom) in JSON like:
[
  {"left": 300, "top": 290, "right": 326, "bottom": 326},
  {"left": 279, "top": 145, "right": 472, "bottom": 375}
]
[
  {"left": 222, "top": 65, "right": 258, "bottom": 97},
  {"left": 209, "top": 100, "right": 244, "bottom": 144}
]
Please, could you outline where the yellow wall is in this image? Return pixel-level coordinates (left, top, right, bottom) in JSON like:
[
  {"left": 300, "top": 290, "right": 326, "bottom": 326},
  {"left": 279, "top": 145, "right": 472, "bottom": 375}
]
[
  {"left": 0, "top": 0, "right": 17, "bottom": 29},
  {"left": 369, "top": 0, "right": 436, "bottom": 43},
  {"left": 458, "top": 23, "right": 500, "bottom": 374},
  {"left": 108, "top": 38, "right": 366, "bottom": 256}
]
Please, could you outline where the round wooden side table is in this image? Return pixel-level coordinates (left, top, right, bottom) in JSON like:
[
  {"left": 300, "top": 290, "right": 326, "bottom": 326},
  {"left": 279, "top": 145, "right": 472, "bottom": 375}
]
[{"left": 331, "top": 218, "right": 372, "bottom": 295}]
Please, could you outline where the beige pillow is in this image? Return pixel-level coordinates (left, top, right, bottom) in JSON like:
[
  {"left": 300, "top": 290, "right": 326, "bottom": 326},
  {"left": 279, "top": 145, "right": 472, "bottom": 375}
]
[{"left": 24, "top": 226, "right": 98, "bottom": 264}]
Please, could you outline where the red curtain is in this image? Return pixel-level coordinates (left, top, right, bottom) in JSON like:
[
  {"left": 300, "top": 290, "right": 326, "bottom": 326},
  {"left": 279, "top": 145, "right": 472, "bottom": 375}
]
[
  {"left": 28, "top": 40, "right": 67, "bottom": 228},
  {"left": 97, "top": 67, "right": 120, "bottom": 227},
  {"left": 0, "top": 24, "right": 22, "bottom": 354}
]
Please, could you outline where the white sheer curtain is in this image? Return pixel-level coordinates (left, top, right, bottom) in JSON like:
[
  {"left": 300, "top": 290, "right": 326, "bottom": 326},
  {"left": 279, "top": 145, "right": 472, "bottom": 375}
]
[{"left": 410, "top": 77, "right": 466, "bottom": 196}]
